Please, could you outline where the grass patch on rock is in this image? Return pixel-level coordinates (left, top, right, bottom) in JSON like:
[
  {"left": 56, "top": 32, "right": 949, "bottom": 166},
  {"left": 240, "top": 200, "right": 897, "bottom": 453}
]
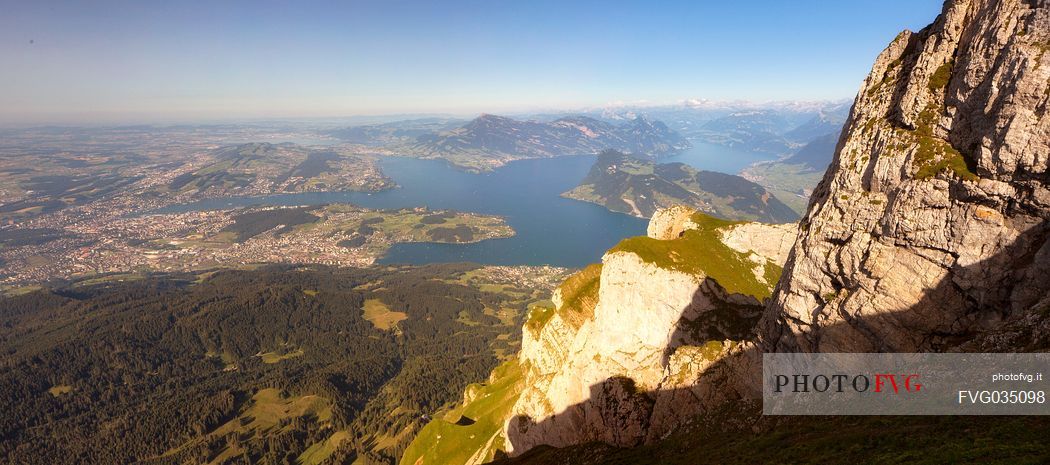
[
  {"left": 524, "top": 303, "right": 556, "bottom": 337},
  {"left": 554, "top": 263, "right": 602, "bottom": 330},
  {"left": 609, "top": 213, "right": 774, "bottom": 300},
  {"left": 927, "top": 60, "right": 953, "bottom": 92}
]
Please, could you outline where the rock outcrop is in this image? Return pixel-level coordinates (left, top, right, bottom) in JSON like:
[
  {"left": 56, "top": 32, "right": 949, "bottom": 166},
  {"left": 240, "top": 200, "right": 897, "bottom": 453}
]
[
  {"left": 647, "top": 205, "right": 699, "bottom": 239},
  {"left": 504, "top": 208, "right": 795, "bottom": 454},
  {"left": 720, "top": 222, "right": 797, "bottom": 265},
  {"left": 762, "top": 0, "right": 1050, "bottom": 353}
]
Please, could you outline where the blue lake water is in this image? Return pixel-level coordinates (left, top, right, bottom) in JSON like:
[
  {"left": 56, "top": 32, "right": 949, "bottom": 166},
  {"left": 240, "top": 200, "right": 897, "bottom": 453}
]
[
  {"left": 158, "top": 156, "right": 648, "bottom": 268},
  {"left": 661, "top": 141, "right": 779, "bottom": 175},
  {"left": 156, "top": 142, "right": 763, "bottom": 268}
]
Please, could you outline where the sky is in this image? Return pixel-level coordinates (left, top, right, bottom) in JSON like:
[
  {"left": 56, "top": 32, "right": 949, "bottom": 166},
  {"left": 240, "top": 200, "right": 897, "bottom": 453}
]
[{"left": 0, "top": 0, "right": 945, "bottom": 125}]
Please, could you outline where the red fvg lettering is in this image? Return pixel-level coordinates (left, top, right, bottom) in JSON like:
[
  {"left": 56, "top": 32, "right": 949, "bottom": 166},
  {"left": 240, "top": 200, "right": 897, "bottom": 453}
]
[{"left": 874, "top": 374, "right": 922, "bottom": 393}]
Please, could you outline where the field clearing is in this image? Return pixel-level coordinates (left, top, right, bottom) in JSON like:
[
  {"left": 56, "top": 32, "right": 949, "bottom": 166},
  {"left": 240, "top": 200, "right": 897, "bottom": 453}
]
[
  {"left": 72, "top": 272, "right": 146, "bottom": 287},
  {"left": 298, "top": 430, "right": 351, "bottom": 465},
  {"left": 259, "top": 348, "right": 304, "bottom": 364},
  {"left": 483, "top": 306, "right": 520, "bottom": 326},
  {"left": 741, "top": 161, "right": 822, "bottom": 214},
  {"left": 2, "top": 285, "right": 43, "bottom": 296},
  {"left": 477, "top": 283, "right": 530, "bottom": 298},
  {"left": 47, "top": 385, "right": 73, "bottom": 397},
  {"left": 225, "top": 388, "right": 331, "bottom": 432},
  {"left": 363, "top": 298, "right": 408, "bottom": 330},
  {"left": 158, "top": 388, "right": 332, "bottom": 462}
]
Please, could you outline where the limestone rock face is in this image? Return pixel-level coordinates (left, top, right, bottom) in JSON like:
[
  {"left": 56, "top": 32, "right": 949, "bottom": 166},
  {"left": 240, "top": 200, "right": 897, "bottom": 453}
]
[
  {"left": 762, "top": 0, "right": 1050, "bottom": 353},
  {"left": 646, "top": 205, "right": 699, "bottom": 239},
  {"left": 504, "top": 207, "right": 795, "bottom": 454},
  {"left": 720, "top": 222, "right": 797, "bottom": 265}
]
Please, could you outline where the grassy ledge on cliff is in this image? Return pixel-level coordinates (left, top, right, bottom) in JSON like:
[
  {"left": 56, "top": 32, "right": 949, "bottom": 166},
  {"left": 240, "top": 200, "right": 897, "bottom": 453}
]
[
  {"left": 609, "top": 212, "right": 781, "bottom": 301},
  {"left": 525, "top": 263, "right": 603, "bottom": 336},
  {"left": 400, "top": 360, "right": 524, "bottom": 465}
]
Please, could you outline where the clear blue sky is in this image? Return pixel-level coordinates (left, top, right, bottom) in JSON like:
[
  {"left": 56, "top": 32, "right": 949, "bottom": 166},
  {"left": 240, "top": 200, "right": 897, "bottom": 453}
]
[{"left": 0, "top": 0, "right": 944, "bottom": 124}]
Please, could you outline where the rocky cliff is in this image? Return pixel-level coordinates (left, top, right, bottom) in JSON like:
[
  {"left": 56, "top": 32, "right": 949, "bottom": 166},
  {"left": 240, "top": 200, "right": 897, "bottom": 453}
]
[
  {"left": 402, "top": 208, "right": 795, "bottom": 464},
  {"left": 763, "top": 0, "right": 1050, "bottom": 353},
  {"left": 504, "top": 209, "right": 795, "bottom": 454},
  {"left": 403, "top": 1, "right": 1050, "bottom": 462}
]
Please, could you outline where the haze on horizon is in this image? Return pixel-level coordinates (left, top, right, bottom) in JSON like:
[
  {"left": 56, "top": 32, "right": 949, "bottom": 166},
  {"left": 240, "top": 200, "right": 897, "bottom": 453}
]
[{"left": 0, "top": 0, "right": 944, "bottom": 125}]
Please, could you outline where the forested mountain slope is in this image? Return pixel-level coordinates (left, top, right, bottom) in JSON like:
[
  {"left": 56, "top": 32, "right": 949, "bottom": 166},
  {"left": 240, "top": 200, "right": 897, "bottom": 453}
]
[
  {"left": 564, "top": 150, "right": 798, "bottom": 221},
  {"left": 0, "top": 264, "right": 566, "bottom": 465}
]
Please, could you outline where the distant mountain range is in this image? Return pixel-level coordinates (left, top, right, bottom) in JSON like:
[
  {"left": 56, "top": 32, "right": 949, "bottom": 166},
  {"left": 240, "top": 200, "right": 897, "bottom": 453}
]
[
  {"left": 687, "top": 104, "right": 848, "bottom": 155},
  {"left": 325, "top": 102, "right": 850, "bottom": 172},
  {"left": 779, "top": 132, "right": 839, "bottom": 170},
  {"left": 324, "top": 118, "right": 465, "bottom": 147},
  {"left": 580, "top": 100, "right": 849, "bottom": 154},
  {"left": 783, "top": 108, "right": 849, "bottom": 142},
  {"left": 386, "top": 114, "right": 691, "bottom": 171},
  {"left": 692, "top": 109, "right": 798, "bottom": 154},
  {"left": 563, "top": 150, "right": 798, "bottom": 222}
]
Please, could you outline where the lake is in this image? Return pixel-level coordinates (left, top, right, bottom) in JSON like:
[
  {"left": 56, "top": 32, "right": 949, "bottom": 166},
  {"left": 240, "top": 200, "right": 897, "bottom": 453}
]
[
  {"left": 157, "top": 143, "right": 763, "bottom": 268},
  {"left": 661, "top": 141, "right": 778, "bottom": 174},
  {"left": 158, "top": 156, "right": 648, "bottom": 268}
]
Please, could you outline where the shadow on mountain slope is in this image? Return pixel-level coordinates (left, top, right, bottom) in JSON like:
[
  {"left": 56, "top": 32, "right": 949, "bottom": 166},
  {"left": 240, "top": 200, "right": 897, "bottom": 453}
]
[
  {"left": 500, "top": 216, "right": 1050, "bottom": 463},
  {"left": 500, "top": 411, "right": 1050, "bottom": 465}
]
